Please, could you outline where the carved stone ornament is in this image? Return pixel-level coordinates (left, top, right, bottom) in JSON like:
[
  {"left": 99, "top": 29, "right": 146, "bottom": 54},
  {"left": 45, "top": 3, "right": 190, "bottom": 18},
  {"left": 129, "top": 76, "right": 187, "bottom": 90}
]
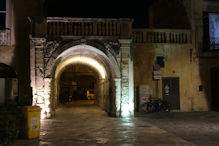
[
  {"left": 45, "top": 40, "right": 60, "bottom": 58},
  {"left": 104, "top": 41, "right": 120, "bottom": 57}
]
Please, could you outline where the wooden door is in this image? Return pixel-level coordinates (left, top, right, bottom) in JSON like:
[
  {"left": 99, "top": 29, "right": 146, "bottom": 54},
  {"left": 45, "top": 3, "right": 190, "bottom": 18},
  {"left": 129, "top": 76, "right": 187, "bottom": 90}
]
[
  {"left": 162, "top": 77, "right": 180, "bottom": 110},
  {"left": 211, "top": 68, "right": 219, "bottom": 110}
]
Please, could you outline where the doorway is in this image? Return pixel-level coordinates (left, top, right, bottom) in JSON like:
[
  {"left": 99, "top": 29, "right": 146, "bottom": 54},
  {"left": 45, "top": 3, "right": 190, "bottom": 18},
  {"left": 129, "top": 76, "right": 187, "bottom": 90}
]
[
  {"left": 162, "top": 77, "right": 180, "bottom": 110},
  {"left": 211, "top": 68, "right": 219, "bottom": 110}
]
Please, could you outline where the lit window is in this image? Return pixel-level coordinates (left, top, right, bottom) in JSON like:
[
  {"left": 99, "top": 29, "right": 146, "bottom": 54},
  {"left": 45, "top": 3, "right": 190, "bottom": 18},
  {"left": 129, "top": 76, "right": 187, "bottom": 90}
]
[{"left": 0, "top": 0, "right": 6, "bottom": 29}]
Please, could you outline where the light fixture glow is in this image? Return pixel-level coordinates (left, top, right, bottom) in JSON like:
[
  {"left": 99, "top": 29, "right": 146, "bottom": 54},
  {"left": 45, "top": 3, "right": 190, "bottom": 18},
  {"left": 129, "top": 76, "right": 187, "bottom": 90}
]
[
  {"left": 45, "top": 108, "right": 50, "bottom": 113},
  {"left": 41, "top": 113, "right": 46, "bottom": 119},
  {"left": 121, "top": 104, "right": 131, "bottom": 117},
  {"left": 45, "top": 100, "right": 50, "bottom": 106},
  {"left": 56, "top": 56, "right": 106, "bottom": 79}
]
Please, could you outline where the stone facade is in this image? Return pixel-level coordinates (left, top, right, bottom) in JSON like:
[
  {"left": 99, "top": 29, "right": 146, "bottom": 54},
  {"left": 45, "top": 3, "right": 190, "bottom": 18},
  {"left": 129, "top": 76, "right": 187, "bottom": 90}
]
[
  {"left": 27, "top": 0, "right": 219, "bottom": 117},
  {"left": 29, "top": 18, "right": 134, "bottom": 118},
  {"left": 1, "top": 0, "right": 219, "bottom": 118},
  {"left": 133, "top": 43, "right": 208, "bottom": 112}
]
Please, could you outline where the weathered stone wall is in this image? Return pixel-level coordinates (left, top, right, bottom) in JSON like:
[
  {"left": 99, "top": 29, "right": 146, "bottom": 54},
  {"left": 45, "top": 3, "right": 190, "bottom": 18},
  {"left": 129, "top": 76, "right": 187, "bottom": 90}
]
[
  {"left": 133, "top": 43, "right": 208, "bottom": 111},
  {"left": 96, "top": 79, "right": 110, "bottom": 112},
  {"left": 29, "top": 38, "right": 134, "bottom": 118},
  {"left": 189, "top": 0, "right": 219, "bottom": 110},
  {"left": 10, "top": 0, "right": 44, "bottom": 100},
  {"left": 133, "top": 0, "right": 219, "bottom": 112},
  {"left": 0, "top": 46, "right": 14, "bottom": 65},
  {"left": 0, "top": 0, "right": 45, "bottom": 104},
  {"left": 0, "top": 0, "right": 45, "bottom": 102},
  {"left": 119, "top": 39, "right": 134, "bottom": 116}
]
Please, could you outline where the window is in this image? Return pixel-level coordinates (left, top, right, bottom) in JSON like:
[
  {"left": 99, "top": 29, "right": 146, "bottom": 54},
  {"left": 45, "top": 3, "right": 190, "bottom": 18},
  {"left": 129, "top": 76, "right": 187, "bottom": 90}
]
[
  {"left": 209, "top": 13, "right": 219, "bottom": 50},
  {"left": 203, "top": 12, "right": 219, "bottom": 50},
  {"left": 0, "top": 0, "right": 6, "bottom": 29},
  {"left": 156, "top": 56, "right": 165, "bottom": 67}
]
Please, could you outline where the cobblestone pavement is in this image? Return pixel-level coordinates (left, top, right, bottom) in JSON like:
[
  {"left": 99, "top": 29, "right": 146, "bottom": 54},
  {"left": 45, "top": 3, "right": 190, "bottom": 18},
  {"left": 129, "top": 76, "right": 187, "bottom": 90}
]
[
  {"left": 14, "top": 103, "right": 196, "bottom": 146},
  {"left": 136, "top": 111, "right": 219, "bottom": 146}
]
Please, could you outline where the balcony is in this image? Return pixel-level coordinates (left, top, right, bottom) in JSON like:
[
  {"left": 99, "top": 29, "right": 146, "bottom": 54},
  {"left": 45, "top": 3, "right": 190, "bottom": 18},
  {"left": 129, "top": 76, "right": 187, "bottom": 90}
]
[
  {"left": 0, "top": 29, "right": 10, "bottom": 46},
  {"left": 133, "top": 29, "right": 192, "bottom": 44},
  {"left": 30, "top": 17, "right": 133, "bottom": 39},
  {"left": 30, "top": 17, "right": 192, "bottom": 44}
]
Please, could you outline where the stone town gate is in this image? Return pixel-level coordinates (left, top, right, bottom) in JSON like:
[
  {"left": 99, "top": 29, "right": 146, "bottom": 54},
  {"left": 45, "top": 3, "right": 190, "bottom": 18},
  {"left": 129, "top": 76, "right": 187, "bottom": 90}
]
[{"left": 29, "top": 17, "right": 134, "bottom": 119}]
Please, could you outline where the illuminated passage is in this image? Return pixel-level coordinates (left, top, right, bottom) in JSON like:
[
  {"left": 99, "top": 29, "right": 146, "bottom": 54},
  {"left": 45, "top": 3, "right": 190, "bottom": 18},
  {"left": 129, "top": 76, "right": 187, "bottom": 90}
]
[{"left": 30, "top": 40, "right": 134, "bottom": 119}]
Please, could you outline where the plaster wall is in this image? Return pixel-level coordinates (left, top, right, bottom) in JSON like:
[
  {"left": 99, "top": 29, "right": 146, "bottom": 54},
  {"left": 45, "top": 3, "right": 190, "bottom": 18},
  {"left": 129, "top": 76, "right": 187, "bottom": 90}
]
[
  {"left": 0, "top": 46, "right": 14, "bottom": 65},
  {"left": 133, "top": 43, "right": 208, "bottom": 111},
  {"left": 8, "top": 0, "right": 44, "bottom": 99},
  {"left": 189, "top": 0, "right": 219, "bottom": 110}
]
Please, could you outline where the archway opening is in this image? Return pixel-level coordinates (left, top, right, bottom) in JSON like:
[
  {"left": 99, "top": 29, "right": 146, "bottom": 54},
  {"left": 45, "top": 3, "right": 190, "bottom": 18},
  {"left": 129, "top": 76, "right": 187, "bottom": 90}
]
[
  {"left": 58, "top": 64, "right": 100, "bottom": 105},
  {"left": 49, "top": 54, "right": 115, "bottom": 119},
  {"left": 33, "top": 44, "right": 132, "bottom": 119}
]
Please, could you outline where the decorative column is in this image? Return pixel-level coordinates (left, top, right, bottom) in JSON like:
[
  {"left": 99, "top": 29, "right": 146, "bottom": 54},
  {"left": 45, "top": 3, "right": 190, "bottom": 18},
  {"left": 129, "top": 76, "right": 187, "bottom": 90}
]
[
  {"left": 30, "top": 37, "right": 47, "bottom": 118},
  {"left": 119, "top": 39, "right": 134, "bottom": 117},
  {"left": 129, "top": 51, "right": 134, "bottom": 116},
  {"left": 114, "top": 78, "right": 121, "bottom": 117}
]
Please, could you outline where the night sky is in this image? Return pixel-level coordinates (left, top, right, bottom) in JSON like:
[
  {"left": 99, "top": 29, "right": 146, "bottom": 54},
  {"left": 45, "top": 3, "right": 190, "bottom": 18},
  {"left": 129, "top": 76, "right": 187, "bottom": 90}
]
[{"left": 45, "top": 0, "right": 153, "bottom": 28}]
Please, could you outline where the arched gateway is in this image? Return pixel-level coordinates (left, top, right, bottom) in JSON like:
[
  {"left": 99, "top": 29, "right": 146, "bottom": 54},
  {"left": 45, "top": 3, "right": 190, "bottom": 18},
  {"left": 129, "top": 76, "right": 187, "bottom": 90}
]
[{"left": 29, "top": 18, "right": 134, "bottom": 119}]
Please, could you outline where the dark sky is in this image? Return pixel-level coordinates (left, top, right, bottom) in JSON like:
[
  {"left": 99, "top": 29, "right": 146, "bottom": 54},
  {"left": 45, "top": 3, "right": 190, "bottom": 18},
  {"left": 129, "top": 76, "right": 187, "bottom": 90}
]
[{"left": 45, "top": 0, "right": 152, "bottom": 28}]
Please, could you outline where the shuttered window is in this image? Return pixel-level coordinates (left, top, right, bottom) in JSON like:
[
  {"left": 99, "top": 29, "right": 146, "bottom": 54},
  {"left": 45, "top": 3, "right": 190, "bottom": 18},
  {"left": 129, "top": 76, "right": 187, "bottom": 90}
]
[{"left": 0, "top": 0, "right": 6, "bottom": 29}]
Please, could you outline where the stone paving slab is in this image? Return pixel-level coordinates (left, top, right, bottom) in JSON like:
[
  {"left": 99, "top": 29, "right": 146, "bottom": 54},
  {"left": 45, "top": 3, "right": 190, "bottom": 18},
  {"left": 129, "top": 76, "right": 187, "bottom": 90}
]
[
  {"left": 14, "top": 104, "right": 195, "bottom": 146},
  {"left": 136, "top": 111, "right": 219, "bottom": 146}
]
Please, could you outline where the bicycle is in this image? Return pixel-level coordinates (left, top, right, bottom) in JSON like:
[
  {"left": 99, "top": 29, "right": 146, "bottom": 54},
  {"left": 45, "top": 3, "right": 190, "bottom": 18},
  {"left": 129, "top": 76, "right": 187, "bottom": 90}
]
[{"left": 142, "top": 98, "right": 170, "bottom": 113}]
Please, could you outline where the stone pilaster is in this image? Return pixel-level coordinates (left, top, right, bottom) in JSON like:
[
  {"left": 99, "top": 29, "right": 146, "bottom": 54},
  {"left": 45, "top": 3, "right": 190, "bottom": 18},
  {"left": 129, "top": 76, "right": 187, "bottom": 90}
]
[
  {"left": 30, "top": 38, "right": 46, "bottom": 111},
  {"left": 44, "top": 78, "right": 52, "bottom": 118},
  {"left": 119, "top": 39, "right": 134, "bottom": 117},
  {"left": 30, "top": 37, "right": 36, "bottom": 104},
  {"left": 114, "top": 78, "right": 121, "bottom": 116}
]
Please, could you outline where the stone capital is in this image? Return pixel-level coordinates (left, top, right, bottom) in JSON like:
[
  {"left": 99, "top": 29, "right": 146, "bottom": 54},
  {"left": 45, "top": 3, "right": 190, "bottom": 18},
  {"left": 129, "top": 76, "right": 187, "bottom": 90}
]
[
  {"left": 31, "top": 37, "right": 46, "bottom": 48},
  {"left": 118, "top": 39, "right": 132, "bottom": 44}
]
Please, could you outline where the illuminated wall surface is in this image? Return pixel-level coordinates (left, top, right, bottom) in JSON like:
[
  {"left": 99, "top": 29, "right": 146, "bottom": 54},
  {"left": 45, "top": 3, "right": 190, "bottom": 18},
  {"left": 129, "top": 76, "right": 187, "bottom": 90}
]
[
  {"left": 55, "top": 56, "right": 106, "bottom": 79},
  {"left": 209, "top": 13, "right": 219, "bottom": 50}
]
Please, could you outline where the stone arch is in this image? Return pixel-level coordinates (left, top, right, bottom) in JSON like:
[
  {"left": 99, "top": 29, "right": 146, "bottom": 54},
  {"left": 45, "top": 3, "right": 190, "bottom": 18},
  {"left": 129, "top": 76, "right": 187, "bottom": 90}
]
[
  {"left": 44, "top": 43, "right": 121, "bottom": 118},
  {"left": 30, "top": 38, "right": 134, "bottom": 119},
  {"left": 45, "top": 41, "right": 121, "bottom": 79}
]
